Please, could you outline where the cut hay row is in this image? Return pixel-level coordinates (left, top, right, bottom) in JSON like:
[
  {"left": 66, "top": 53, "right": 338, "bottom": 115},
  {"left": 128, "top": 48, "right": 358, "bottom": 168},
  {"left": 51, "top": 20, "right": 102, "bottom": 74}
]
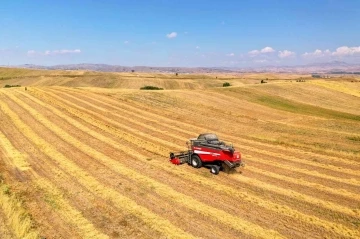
[
  {"left": 246, "top": 166, "right": 360, "bottom": 202},
  {"left": 38, "top": 89, "right": 360, "bottom": 196},
  {"left": 30, "top": 90, "right": 180, "bottom": 155},
  {"left": 247, "top": 155, "right": 360, "bottom": 188},
  {"left": 18, "top": 90, "right": 360, "bottom": 238},
  {"left": 0, "top": 133, "right": 39, "bottom": 239},
  {"left": 52, "top": 87, "right": 360, "bottom": 168},
  {"left": 0, "top": 131, "right": 39, "bottom": 239},
  {"left": 0, "top": 130, "right": 30, "bottom": 172},
  {"left": 36, "top": 89, "right": 360, "bottom": 188},
  {"left": 44, "top": 87, "right": 360, "bottom": 219},
  {"left": 238, "top": 145, "right": 359, "bottom": 178},
  {"left": 23, "top": 88, "right": 356, "bottom": 206},
  {"left": 0, "top": 105, "right": 173, "bottom": 239},
  {"left": 0, "top": 182, "right": 39, "bottom": 239},
  {"left": 33, "top": 177, "right": 110, "bottom": 239},
  {"left": 231, "top": 174, "right": 359, "bottom": 218},
  {"left": 139, "top": 88, "right": 359, "bottom": 161},
  {"left": 5, "top": 91, "right": 286, "bottom": 239},
  {"left": 0, "top": 95, "right": 196, "bottom": 239},
  {"left": 0, "top": 123, "right": 110, "bottom": 239},
  {"left": 38, "top": 89, "right": 182, "bottom": 151}
]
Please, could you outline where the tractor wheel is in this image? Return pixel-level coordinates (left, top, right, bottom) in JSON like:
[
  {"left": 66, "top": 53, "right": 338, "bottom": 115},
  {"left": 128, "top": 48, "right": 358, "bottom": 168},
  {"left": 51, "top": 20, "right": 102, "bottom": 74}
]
[
  {"left": 191, "top": 155, "right": 202, "bottom": 168},
  {"left": 210, "top": 165, "right": 220, "bottom": 175}
]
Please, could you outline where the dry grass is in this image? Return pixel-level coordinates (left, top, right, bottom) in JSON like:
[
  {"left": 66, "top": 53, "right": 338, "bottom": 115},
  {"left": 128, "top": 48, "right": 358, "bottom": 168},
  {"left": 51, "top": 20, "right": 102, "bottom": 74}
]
[
  {"left": 0, "top": 68, "right": 360, "bottom": 238},
  {"left": 18, "top": 88, "right": 360, "bottom": 238},
  {"left": 0, "top": 177, "right": 39, "bottom": 239}
]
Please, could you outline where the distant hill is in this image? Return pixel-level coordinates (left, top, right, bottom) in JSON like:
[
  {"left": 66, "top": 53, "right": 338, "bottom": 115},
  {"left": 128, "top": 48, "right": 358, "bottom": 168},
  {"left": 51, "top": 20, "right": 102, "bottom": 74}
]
[
  {"left": 12, "top": 61, "right": 360, "bottom": 74},
  {"left": 242, "top": 61, "right": 360, "bottom": 74}
]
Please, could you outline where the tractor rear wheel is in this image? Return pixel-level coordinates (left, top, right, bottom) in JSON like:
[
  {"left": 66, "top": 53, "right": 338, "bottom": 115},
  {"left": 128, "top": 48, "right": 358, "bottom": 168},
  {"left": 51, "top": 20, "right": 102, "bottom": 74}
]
[
  {"left": 191, "top": 155, "right": 202, "bottom": 168},
  {"left": 210, "top": 165, "right": 220, "bottom": 175}
]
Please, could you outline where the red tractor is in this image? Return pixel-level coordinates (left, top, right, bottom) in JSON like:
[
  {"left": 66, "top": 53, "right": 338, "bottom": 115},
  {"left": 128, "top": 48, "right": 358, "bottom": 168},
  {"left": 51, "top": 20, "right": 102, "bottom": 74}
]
[{"left": 169, "top": 133, "right": 244, "bottom": 175}]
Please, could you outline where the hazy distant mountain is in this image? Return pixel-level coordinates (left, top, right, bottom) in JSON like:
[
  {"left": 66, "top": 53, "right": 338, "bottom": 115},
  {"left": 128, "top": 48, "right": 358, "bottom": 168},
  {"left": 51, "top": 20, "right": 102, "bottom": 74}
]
[{"left": 16, "top": 61, "right": 360, "bottom": 74}]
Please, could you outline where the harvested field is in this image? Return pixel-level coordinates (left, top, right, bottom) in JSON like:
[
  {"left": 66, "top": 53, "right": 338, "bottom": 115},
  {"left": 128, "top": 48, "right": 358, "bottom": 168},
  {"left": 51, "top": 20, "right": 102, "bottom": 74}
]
[{"left": 0, "top": 68, "right": 359, "bottom": 238}]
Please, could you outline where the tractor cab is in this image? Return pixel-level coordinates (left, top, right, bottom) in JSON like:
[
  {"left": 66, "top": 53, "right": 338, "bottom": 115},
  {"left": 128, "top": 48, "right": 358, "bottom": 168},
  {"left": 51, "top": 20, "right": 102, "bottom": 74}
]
[{"left": 191, "top": 133, "right": 235, "bottom": 153}]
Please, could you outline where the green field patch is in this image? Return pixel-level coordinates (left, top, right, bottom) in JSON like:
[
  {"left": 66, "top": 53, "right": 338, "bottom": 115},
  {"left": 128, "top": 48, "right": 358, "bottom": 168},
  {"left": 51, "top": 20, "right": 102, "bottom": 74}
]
[
  {"left": 254, "top": 95, "right": 360, "bottom": 121},
  {"left": 218, "top": 87, "right": 360, "bottom": 121}
]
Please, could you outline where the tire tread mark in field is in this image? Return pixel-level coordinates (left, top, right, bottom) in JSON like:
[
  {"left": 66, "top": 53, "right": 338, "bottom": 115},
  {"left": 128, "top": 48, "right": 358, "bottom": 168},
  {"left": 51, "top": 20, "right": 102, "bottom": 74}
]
[
  {"left": 6, "top": 90, "right": 286, "bottom": 239},
  {"left": 19, "top": 89, "right": 360, "bottom": 239},
  {"left": 0, "top": 93, "right": 197, "bottom": 239}
]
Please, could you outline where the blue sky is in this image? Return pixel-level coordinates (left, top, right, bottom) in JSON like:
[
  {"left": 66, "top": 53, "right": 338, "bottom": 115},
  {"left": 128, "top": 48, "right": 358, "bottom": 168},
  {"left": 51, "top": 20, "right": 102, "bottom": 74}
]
[{"left": 0, "top": 0, "right": 359, "bottom": 67}]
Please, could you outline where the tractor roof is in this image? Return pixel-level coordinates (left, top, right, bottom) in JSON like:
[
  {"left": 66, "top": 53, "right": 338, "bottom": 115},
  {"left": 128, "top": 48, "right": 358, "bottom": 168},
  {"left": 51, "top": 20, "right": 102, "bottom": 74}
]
[{"left": 197, "top": 133, "right": 218, "bottom": 141}]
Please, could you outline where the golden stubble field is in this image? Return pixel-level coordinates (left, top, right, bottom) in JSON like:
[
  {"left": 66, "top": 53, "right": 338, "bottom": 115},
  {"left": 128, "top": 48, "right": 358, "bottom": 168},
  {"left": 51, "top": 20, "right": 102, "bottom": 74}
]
[{"left": 0, "top": 68, "right": 359, "bottom": 239}]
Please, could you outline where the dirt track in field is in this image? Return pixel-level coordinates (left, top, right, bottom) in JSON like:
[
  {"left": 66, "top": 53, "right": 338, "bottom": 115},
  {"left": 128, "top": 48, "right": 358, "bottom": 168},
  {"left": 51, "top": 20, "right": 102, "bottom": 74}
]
[{"left": 0, "top": 80, "right": 359, "bottom": 238}]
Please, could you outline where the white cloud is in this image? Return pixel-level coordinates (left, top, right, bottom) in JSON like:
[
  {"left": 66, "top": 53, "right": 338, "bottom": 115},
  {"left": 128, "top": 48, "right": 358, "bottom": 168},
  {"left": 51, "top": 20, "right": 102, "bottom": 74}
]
[
  {"left": 254, "top": 59, "right": 267, "bottom": 63},
  {"left": 50, "top": 49, "right": 81, "bottom": 55},
  {"left": 302, "top": 46, "right": 360, "bottom": 58},
  {"left": 278, "top": 50, "right": 295, "bottom": 58},
  {"left": 248, "top": 47, "right": 275, "bottom": 56},
  {"left": 248, "top": 50, "right": 260, "bottom": 56},
  {"left": 226, "top": 53, "right": 235, "bottom": 56},
  {"left": 302, "top": 49, "right": 330, "bottom": 58},
  {"left": 124, "top": 41, "right": 129, "bottom": 44},
  {"left": 196, "top": 46, "right": 200, "bottom": 49},
  {"left": 261, "top": 47, "right": 275, "bottom": 53},
  {"left": 166, "top": 32, "right": 177, "bottom": 39},
  {"left": 332, "top": 46, "right": 360, "bottom": 56},
  {"left": 27, "top": 50, "right": 36, "bottom": 55},
  {"left": 27, "top": 49, "right": 81, "bottom": 56}
]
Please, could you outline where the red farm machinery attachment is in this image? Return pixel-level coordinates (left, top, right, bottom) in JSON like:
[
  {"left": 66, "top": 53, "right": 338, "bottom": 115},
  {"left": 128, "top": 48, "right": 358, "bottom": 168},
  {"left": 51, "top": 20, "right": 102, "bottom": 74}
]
[{"left": 169, "top": 133, "right": 244, "bottom": 175}]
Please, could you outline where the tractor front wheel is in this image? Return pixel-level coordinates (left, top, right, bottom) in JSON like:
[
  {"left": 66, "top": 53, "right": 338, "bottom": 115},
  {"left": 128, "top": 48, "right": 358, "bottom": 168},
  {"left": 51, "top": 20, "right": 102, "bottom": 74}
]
[
  {"left": 210, "top": 165, "right": 220, "bottom": 175},
  {"left": 191, "top": 155, "right": 202, "bottom": 168}
]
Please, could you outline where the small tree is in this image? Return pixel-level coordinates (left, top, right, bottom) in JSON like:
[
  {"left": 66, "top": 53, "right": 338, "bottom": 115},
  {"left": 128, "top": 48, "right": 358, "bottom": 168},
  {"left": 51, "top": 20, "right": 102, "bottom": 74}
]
[
  {"left": 175, "top": 73, "right": 178, "bottom": 76},
  {"left": 131, "top": 70, "right": 135, "bottom": 73},
  {"left": 223, "top": 82, "right": 231, "bottom": 87},
  {"left": 261, "top": 80, "right": 267, "bottom": 84}
]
